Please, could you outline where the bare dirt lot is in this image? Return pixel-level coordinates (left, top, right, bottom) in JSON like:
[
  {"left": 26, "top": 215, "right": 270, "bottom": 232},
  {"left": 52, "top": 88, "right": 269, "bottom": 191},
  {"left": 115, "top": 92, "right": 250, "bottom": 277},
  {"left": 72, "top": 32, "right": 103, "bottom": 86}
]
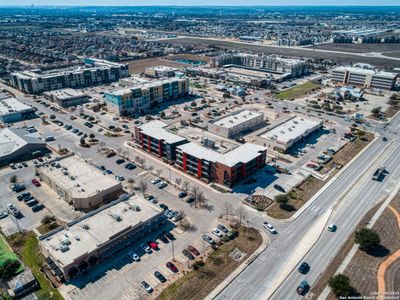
[
  {"left": 126, "top": 57, "right": 189, "bottom": 74},
  {"left": 167, "top": 38, "right": 400, "bottom": 68}
]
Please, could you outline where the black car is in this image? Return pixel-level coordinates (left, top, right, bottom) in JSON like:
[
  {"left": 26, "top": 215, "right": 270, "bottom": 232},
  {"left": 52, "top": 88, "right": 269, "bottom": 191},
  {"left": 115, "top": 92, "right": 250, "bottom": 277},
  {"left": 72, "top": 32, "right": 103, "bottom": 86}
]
[
  {"left": 32, "top": 203, "right": 44, "bottom": 212},
  {"left": 23, "top": 196, "right": 34, "bottom": 202},
  {"left": 17, "top": 192, "right": 31, "bottom": 201},
  {"left": 159, "top": 204, "right": 168, "bottom": 211},
  {"left": 164, "top": 232, "right": 175, "bottom": 240},
  {"left": 298, "top": 262, "right": 310, "bottom": 274},
  {"left": 182, "top": 249, "right": 195, "bottom": 260},
  {"left": 125, "top": 163, "right": 136, "bottom": 170},
  {"left": 116, "top": 159, "right": 125, "bottom": 164},
  {"left": 158, "top": 234, "right": 169, "bottom": 244},
  {"left": 154, "top": 271, "right": 167, "bottom": 283},
  {"left": 12, "top": 184, "right": 26, "bottom": 193},
  {"left": 186, "top": 195, "right": 195, "bottom": 203}
]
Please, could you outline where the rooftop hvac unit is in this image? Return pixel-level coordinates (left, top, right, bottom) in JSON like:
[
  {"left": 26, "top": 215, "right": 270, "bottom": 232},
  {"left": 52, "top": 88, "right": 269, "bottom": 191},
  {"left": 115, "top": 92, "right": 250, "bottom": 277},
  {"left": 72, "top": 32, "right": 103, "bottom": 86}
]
[
  {"left": 82, "top": 224, "right": 90, "bottom": 230},
  {"left": 110, "top": 213, "right": 122, "bottom": 221},
  {"left": 132, "top": 205, "right": 141, "bottom": 211},
  {"left": 293, "top": 120, "right": 298, "bottom": 124},
  {"left": 60, "top": 245, "right": 70, "bottom": 252}
]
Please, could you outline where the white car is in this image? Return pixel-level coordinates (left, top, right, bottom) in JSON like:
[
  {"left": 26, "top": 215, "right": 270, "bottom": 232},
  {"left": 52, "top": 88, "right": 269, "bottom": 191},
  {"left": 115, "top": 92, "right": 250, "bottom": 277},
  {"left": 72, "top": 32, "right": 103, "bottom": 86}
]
[
  {"left": 263, "top": 222, "right": 277, "bottom": 234},
  {"left": 0, "top": 210, "right": 8, "bottom": 219},
  {"left": 128, "top": 251, "right": 140, "bottom": 261},
  {"left": 140, "top": 243, "right": 152, "bottom": 254},
  {"left": 157, "top": 181, "right": 167, "bottom": 189},
  {"left": 211, "top": 228, "right": 223, "bottom": 238},
  {"left": 151, "top": 177, "right": 161, "bottom": 184},
  {"left": 140, "top": 281, "right": 153, "bottom": 294}
]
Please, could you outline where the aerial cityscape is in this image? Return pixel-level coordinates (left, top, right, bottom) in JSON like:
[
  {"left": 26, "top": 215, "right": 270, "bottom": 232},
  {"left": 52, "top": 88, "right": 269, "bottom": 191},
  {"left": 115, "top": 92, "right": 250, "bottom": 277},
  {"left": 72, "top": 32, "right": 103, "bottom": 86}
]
[{"left": 0, "top": 4, "right": 400, "bottom": 300}]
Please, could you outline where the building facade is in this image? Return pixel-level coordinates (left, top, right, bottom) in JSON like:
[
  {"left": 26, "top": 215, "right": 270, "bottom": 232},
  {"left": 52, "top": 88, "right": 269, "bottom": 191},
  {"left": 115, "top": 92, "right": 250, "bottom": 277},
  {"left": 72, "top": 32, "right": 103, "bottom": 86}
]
[
  {"left": 105, "top": 77, "right": 189, "bottom": 116},
  {"left": 36, "top": 154, "right": 123, "bottom": 211},
  {"left": 43, "top": 88, "right": 89, "bottom": 108},
  {"left": 211, "top": 53, "right": 309, "bottom": 78},
  {"left": 38, "top": 196, "right": 166, "bottom": 282},
  {"left": 331, "top": 66, "right": 397, "bottom": 90},
  {"left": 10, "top": 59, "right": 129, "bottom": 94},
  {"left": 0, "top": 96, "right": 37, "bottom": 123}
]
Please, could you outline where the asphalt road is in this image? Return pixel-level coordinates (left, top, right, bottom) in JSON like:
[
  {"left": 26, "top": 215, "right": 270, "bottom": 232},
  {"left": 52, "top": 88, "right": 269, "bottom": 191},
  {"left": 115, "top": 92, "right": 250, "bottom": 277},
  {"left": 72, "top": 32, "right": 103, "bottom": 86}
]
[{"left": 215, "top": 113, "right": 400, "bottom": 300}]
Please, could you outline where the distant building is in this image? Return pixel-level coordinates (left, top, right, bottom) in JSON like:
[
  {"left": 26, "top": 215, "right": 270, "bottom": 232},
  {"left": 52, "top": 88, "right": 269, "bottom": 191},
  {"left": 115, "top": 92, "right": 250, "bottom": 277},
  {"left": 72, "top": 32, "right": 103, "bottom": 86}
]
[
  {"left": 208, "top": 109, "right": 264, "bottom": 138},
  {"left": 0, "top": 128, "right": 47, "bottom": 167},
  {"left": 211, "top": 53, "right": 309, "bottom": 78},
  {"left": 260, "top": 116, "right": 322, "bottom": 152},
  {"left": 10, "top": 58, "right": 129, "bottom": 94},
  {"left": 0, "top": 96, "right": 36, "bottom": 123},
  {"left": 144, "top": 66, "right": 177, "bottom": 78},
  {"left": 105, "top": 77, "right": 189, "bottom": 116},
  {"left": 331, "top": 66, "right": 397, "bottom": 90},
  {"left": 134, "top": 120, "right": 188, "bottom": 161},
  {"left": 36, "top": 154, "right": 123, "bottom": 211},
  {"left": 39, "top": 195, "right": 166, "bottom": 282},
  {"left": 43, "top": 88, "right": 89, "bottom": 108}
]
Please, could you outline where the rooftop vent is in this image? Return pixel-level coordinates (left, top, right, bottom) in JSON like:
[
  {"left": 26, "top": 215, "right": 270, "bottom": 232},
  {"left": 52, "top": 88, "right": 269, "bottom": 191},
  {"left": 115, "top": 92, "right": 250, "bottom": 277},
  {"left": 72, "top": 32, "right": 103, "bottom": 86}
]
[
  {"left": 60, "top": 245, "right": 70, "bottom": 252},
  {"left": 82, "top": 224, "right": 90, "bottom": 230}
]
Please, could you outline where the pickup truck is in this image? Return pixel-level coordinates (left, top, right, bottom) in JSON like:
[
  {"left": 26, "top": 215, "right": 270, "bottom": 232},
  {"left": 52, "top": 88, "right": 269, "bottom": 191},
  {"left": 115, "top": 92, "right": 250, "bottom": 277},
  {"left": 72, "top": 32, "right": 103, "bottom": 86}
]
[{"left": 372, "top": 167, "right": 385, "bottom": 181}]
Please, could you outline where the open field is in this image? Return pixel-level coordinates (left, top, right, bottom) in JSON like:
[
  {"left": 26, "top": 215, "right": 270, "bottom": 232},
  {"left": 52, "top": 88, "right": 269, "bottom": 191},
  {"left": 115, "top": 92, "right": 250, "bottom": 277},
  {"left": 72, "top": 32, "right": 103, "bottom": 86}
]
[
  {"left": 166, "top": 38, "right": 400, "bottom": 68},
  {"left": 0, "top": 235, "right": 24, "bottom": 272},
  {"left": 157, "top": 227, "right": 262, "bottom": 300},
  {"left": 276, "top": 81, "right": 321, "bottom": 100},
  {"left": 126, "top": 57, "right": 189, "bottom": 74}
]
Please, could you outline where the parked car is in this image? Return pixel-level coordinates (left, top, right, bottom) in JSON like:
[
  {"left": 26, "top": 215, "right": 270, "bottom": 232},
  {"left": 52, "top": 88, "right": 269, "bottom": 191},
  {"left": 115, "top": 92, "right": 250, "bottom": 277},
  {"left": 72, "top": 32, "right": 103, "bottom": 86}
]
[
  {"left": 211, "top": 228, "right": 223, "bottom": 238},
  {"left": 188, "top": 245, "right": 200, "bottom": 256},
  {"left": 217, "top": 224, "right": 229, "bottom": 233},
  {"left": 147, "top": 241, "right": 158, "bottom": 250},
  {"left": 202, "top": 234, "right": 215, "bottom": 245},
  {"left": 164, "top": 231, "right": 175, "bottom": 240},
  {"left": 17, "top": 192, "right": 31, "bottom": 201},
  {"left": 128, "top": 251, "right": 140, "bottom": 262},
  {"left": 158, "top": 234, "right": 169, "bottom": 244},
  {"left": 186, "top": 195, "right": 195, "bottom": 203},
  {"left": 32, "top": 178, "right": 41, "bottom": 187},
  {"left": 140, "top": 243, "right": 152, "bottom": 254},
  {"left": 0, "top": 210, "right": 8, "bottom": 219},
  {"left": 172, "top": 212, "right": 182, "bottom": 222},
  {"left": 12, "top": 184, "right": 26, "bottom": 193},
  {"left": 32, "top": 203, "right": 44, "bottom": 212},
  {"left": 7, "top": 204, "right": 22, "bottom": 218},
  {"left": 178, "top": 191, "right": 187, "bottom": 198},
  {"left": 263, "top": 222, "right": 277, "bottom": 234},
  {"left": 166, "top": 262, "right": 178, "bottom": 273},
  {"left": 151, "top": 177, "right": 161, "bottom": 184},
  {"left": 154, "top": 271, "right": 167, "bottom": 283},
  {"left": 116, "top": 158, "right": 125, "bottom": 164},
  {"left": 140, "top": 281, "right": 153, "bottom": 294},
  {"left": 21, "top": 162, "right": 28, "bottom": 168},
  {"left": 298, "top": 262, "right": 310, "bottom": 274},
  {"left": 296, "top": 281, "right": 309, "bottom": 295},
  {"left": 124, "top": 163, "right": 136, "bottom": 170},
  {"left": 157, "top": 181, "right": 167, "bottom": 189},
  {"left": 26, "top": 199, "right": 39, "bottom": 207},
  {"left": 159, "top": 204, "right": 168, "bottom": 211},
  {"left": 182, "top": 249, "right": 195, "bottom": 260}
]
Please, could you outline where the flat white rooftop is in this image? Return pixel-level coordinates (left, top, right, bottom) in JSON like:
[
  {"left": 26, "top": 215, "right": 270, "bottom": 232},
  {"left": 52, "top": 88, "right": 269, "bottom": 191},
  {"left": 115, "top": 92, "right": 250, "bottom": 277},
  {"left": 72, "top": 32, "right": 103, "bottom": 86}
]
[
  {"left": 40, "top": 196, "right": 163, "bottom": 267},
  {"left": 178, "top": 142, "right": 266, "bottom": 167},
  {"left": 261, "top": 116, "right": 322, "bottom": 144},
  {"left": 0, "top": 97, "right": 34, "bottom": 115},
  {"left": 44, "top": 88, "right": 86, "bottom": 100},
  {"left": 0, "top": 128, "right": 44, "bottom": 157},
  {"left": 37, "top": 155, "right": 121, "bottom": 199},
  {"left": 212, "top": 110, "right": 263, "bottom": 129},
  {"left": 138, "top": 120, "right": 187, "bottom": 144}
]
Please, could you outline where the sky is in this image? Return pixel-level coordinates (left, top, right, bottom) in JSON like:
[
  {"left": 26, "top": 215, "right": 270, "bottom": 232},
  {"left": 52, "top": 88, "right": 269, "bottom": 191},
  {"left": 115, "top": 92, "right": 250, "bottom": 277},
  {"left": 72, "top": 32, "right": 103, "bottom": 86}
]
[{"left": 2, "top": 1, "right": 400, "bottom": 6}]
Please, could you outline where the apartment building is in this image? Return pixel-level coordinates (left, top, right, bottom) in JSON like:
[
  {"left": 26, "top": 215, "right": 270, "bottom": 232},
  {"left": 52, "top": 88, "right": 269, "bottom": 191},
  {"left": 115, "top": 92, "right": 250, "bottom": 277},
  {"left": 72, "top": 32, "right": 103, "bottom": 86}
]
[
  {"left": 105, "top": 77, "right": 189, "bottom": 116},
  {"left": 331, "top": 66, "right": 397, "bottom": 90},
  {"left": 39, "top": 195, "right": 166, "bottom": 282},
  {"left": 144, "top": 66, "right": 177, "bottom": 78},
  {"left": 10, "top": 58, "right": 129, "bottom": 94},
  {"left": 211, "top": 53, "right": 309, "bottom": 78},
  {"left": 134, "top": 120, "right": 188, "bottom": 161}
]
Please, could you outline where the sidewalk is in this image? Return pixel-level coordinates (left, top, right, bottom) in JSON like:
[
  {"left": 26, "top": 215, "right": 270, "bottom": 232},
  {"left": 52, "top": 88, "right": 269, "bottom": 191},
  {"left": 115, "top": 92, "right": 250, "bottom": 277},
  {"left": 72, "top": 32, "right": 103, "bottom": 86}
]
[{"left": 204, "top": 228, "right": 270, "bottom": 300}]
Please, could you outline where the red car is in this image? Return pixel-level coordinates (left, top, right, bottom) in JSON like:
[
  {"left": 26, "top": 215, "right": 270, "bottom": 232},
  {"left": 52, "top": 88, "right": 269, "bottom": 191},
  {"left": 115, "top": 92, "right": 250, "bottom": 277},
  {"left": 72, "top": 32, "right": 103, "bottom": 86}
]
[
  {"left": 166, "top": 262, "right": 178, "bottom": 273},
  {"left": 188, "top": 245, "right": 200, "bottom": 256},
  {"left": 37, "top": 157, "right": 44, "bottom": 162},
  {"left": 32, "top": 179, "right": 41, "bottom": 187},
  {"left": 147, "top": 241, "right": 158, "bottom": 250}
]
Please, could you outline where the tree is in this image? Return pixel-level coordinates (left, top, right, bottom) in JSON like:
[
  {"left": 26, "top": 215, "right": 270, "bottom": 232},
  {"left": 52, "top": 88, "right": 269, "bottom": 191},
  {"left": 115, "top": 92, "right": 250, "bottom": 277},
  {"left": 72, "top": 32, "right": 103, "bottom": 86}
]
[
  {"left": 160, "top": 111, "right": 166, "bottom": 119},
  {"left": 41, "top": 215, "right": 55, "bottom": 225},
  {"left": 137, "top": 180, "right": 148, "bottom": 195},
  {"left": 371, "top": 107, "right": 382, "bottom": 117},
  {"left": 155, "top": 169, "right": 162, "bottom": 177},
  {"left": 9, "top": 175, "right": 18, "bottom": 184},
  {"left": 191, "top": 100, "right": 197, "bottom": 107},
  {"left": 328, "top": 274, "right": 351, "bottom": 297},
  {"left": 0, "top": 259, "right": 21, "bottom": 280},
  {"left": 175, "top": 177, "right": 182, "bottom": 187},
  {"left": 80, "top": 137, "right": 86, "bottom": 146},
  {"left": 127, "top": 178, "right": 135, "bottom": 191},
  {"left": 99, "top": 141, "right": 106, "bottom": 150},
  {"left": 89, "top": 133, "right": 95, "bottom": 140},
  {"left": 182, "top": 181, "right": 190, "bottom": 192},
  {"left": 223, "top": 201, "right": 233, "bottom": 219},
  {"left": 49, "top": 114, "right": 56, "bottom": 120},
  {"left": 275, "top": 194, "right": 289, "bottom": 208},
  {"left": 354, "top": 228, "right": 380, "bottom": 251}
]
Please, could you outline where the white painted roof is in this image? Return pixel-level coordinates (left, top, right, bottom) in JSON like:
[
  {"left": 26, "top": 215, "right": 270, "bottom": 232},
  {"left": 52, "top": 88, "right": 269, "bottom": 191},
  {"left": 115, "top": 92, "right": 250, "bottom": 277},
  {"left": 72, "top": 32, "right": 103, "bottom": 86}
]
[
  {"left": 212, "top": 110, "right": 263, "bottom": 129},
  {"left": 138, "top": 120, "right": 187, "bottom": 144},
  {"left": 0, "top": 128, "right": 44, "bottom": 157}
]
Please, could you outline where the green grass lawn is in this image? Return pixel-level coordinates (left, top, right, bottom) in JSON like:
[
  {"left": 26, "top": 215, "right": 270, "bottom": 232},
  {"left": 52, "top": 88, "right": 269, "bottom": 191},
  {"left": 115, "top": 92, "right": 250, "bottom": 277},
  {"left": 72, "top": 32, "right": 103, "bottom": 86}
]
[
  {"left": 277, "top": 81, "right": 320, "bottom": 100},
  {"left": 10, "top": 233, "right": 63, "bottom": 300},
  {"left": 0, "top": 235, "right": 24, "bottom": 273}
]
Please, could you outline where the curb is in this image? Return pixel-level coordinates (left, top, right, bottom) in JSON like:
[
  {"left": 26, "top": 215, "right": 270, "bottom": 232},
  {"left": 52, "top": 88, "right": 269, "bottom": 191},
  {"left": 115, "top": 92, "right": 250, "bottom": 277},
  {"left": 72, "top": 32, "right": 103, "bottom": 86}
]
[{"left": 204, "top": 228, "right": 270, "bottom": 300}]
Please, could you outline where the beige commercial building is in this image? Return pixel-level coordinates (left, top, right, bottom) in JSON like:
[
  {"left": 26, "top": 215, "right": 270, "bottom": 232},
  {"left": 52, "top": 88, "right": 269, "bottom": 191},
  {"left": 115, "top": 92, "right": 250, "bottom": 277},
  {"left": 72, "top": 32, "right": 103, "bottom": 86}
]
[{"left": 36, "top": 154, "right": 123, "bottom": 211}]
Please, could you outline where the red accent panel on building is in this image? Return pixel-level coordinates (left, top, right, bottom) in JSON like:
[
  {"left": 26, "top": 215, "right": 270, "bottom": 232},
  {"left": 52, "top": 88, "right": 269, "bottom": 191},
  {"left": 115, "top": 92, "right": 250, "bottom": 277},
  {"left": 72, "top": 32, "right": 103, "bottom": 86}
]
[
  {"left": 182, "top": 152, "right": 187, "bottom": 171},
  {"left": 140, "top": 133, "right": 144, "bottom": 149},
  {"left": 158, "top": 140, "right": 163, "bottom": 157},
  {"left": 197, "top": 159, "right": 202, "bottom": 177},
  {"left": 147, "top": 136, "right": 151, "bottom": 152},
  {"left": 241, "top": 163, "right": 246, "bottom": 177}
]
